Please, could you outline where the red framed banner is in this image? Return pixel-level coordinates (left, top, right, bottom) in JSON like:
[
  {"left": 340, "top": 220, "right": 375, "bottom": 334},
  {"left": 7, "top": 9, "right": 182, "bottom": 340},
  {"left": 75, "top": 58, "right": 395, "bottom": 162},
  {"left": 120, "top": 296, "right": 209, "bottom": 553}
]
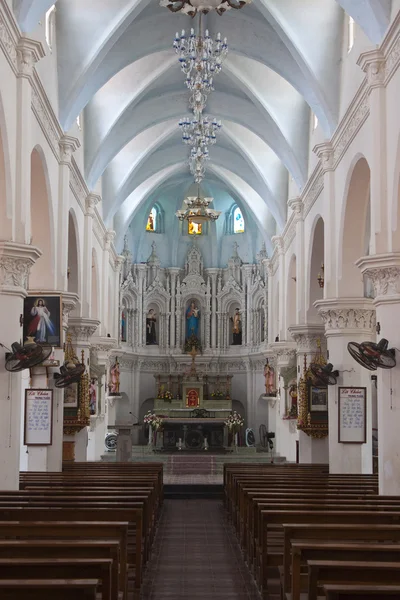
[{"left": 24, "top": 389, "right": 53, "bottom": 446}]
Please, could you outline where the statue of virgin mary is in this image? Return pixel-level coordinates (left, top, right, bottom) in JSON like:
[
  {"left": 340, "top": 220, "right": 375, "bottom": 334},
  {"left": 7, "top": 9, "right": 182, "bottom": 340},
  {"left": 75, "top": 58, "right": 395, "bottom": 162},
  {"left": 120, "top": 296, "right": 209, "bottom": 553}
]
[{"left": 186, "top": 300, "right": 200, "bottom": 340}]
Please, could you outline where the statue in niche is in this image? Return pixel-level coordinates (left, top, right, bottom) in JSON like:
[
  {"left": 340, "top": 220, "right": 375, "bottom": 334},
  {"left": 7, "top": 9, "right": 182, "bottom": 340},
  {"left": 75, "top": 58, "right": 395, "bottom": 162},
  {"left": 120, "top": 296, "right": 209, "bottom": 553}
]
[
  {"left": 146, "top": 308, "right": 157, "bottom": 345},
  {"left": 186, "top": 300, "right": 200, "bottom": 340},
  {"left": 230, "top": 308, "right": 242, "bottom": 345},
  {"left": 89, "top": 378, "right": 97, "bottom": 415},
  {"left": 264, "top": 360, "right": 276, "bottom": 396},
  {"left": 109, "top": 358, "right": 120, "bottom": 396},
  {"left": 121, "top": 309, "right": 126, "bottom": 342}
]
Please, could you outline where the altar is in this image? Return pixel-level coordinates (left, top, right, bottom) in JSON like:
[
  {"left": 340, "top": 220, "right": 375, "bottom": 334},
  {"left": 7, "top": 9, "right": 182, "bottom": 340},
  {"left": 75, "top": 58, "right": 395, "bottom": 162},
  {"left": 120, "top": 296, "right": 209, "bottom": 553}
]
[{"left": 152, "top": 352, "right": 233, "bottom": 451}]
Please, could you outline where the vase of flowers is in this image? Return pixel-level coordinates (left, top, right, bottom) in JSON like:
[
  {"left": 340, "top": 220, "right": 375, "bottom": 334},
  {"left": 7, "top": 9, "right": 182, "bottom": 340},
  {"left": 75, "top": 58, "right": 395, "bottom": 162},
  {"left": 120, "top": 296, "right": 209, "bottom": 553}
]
[
  {"left": 144, "top": 411, "right": 164, "bottom": 446},
  {"left": 158, "top": 390, "right": 173, "bottom": 402},
  {"left": 225, "top": 411, "right": 244, "bottom": 449},
  {"left": 211, "top": 390, "right": 224, "bottom": 398}
]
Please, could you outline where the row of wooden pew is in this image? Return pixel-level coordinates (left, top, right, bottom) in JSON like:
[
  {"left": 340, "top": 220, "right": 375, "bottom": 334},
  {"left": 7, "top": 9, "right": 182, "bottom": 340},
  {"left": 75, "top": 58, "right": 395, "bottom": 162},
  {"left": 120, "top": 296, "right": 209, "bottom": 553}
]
[
  {"left": 0, "top": 461, "right": 163, "bottom": 599},
  {"left": 224, "top": 463, "right": 400, "bottom": 600}
]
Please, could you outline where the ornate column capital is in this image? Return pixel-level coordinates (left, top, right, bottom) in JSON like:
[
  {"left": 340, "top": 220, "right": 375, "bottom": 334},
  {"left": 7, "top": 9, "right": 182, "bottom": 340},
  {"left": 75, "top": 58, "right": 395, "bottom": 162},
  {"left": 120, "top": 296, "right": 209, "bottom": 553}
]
[
  {"left": 268, "top": 341, "right": 297, "bottom": 367},
  {"left": 61, "top": 291, "right": 79, "bottom": 331},
  {"left": 356, "top": 254, "right": 400, "bottom": 303},
  {"left": 0, "top": 242, "right": 42, "bottom": 297},
  {"left": 59, "top": 136, "right": 80, "bottom": 165},
  {"left": 104, "top": 229, "right": 116, "bottom": 250},
  {"left": 314, "top": 297, "right": 376, "bottom": 336},
  {"left": 313, "top": 141, "right": 335, "bottom": 172},
  {"left": 67, "top": 317, "right": 100, "bottom": 344},
  {"left": 288, "top": 197, "right": 304, "bottom": 220},
  {"left": 85, "top": 193, "right": 101, "bottom": 217},
  {"left": 357, "top": 49, "right": 386, "bottom": 91},
  {"left": 271, "top": 235, "right": 284, "bottom": 255},
  {"left": 16, "top": 37, "right": 45, "bottom": 78},
  {"left": 114, "top": 255, "right": 125, "bottom": 273},
  {"left": 288, "top": 324, "right": 326, "bottom": 353}
]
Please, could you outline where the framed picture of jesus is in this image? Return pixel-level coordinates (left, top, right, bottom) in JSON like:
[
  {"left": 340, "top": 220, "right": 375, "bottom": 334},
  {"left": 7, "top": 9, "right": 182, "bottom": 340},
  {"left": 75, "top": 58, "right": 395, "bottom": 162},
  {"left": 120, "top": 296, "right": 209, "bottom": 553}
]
[
  {"left": 23, "top": 294, "right": 62, "bottom": 348},
  {"left": 186, "top": 388, "right": 200, "bottom": 408}
]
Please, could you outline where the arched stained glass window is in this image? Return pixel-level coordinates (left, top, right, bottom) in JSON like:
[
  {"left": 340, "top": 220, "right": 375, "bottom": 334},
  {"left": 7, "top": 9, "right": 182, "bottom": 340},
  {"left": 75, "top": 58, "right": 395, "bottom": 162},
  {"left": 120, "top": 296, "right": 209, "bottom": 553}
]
[
  {"left": 233, "top": 206, "right": 245, "bottom": 233},
  {"left": 146, "top": 207, "right": 157, "bottom": 232},
  {"left": 45, "top": 5, "right": 56, "bottom": 51}
]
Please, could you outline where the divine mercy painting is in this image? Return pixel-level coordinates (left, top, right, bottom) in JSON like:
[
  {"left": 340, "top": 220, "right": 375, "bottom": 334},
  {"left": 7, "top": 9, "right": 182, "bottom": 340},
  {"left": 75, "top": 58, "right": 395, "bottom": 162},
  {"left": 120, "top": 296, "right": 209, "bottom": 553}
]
[{"left": 23, "top": 295, "right": 62, "bottom": 348}]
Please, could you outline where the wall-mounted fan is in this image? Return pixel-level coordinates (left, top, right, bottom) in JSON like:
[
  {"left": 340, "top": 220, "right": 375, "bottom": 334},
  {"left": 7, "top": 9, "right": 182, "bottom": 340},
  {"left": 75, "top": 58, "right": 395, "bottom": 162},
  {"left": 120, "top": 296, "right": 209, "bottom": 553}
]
[
  {"left": 54, "top": 359, "right": 85, "bottom": 388},
  {"left": 310, "top": 362, "right": 339, "bottom": 386},
  {"left": 5, "top": 341, "right": 52, "bottom": 372},
  {"left": 259, "top": 423, "right": 267, "bottom": 448},
  {"left": 348, "top": 338, "right": 396, "bottom": 371}
]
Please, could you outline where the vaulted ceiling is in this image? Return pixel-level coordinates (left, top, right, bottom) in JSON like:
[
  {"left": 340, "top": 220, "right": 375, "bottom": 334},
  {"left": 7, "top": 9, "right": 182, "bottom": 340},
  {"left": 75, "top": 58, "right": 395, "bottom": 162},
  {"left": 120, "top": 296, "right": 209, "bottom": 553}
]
[{"left": 14, "top": 0, "right": 392, "bottom": 248}]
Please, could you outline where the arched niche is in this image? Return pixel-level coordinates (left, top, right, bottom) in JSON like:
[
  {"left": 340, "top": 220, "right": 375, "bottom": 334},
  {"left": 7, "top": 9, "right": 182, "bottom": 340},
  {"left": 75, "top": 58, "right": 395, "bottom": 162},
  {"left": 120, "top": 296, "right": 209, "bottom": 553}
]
[
  {"left": 286, "top": 254, "right": 297, "bottom": 329},
  {"left": 145, "top": 301, "right": 160, "bottom": 346},
  {"left": 67, "top": 211, "right": 80, "bottom": 312},
  {"left": 227, "top": 300, "right": 243, "bottom": 346},
  {"left": 29, "top": 147, "right": 54, "bottom": 289},
  {"left": 91, "top": 247, "right": 99, "bottom": 320},
  {"left": 307, "top": 216, "right": 324, "bottom": 323},
  {"left": 0, "top": 92, "right": 11, "bottom": 240},
  {"left": 339, "top": 156, "right": 371, "bottom": 297}
]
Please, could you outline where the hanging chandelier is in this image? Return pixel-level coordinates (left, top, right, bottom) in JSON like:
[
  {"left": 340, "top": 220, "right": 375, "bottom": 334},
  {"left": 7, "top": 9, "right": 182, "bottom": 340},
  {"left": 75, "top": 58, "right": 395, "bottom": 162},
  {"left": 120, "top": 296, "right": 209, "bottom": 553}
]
[
  {"left": 188, "top": 145, "right": 209, "bottom": 182},
  {"left": 173, "top": 27, "right": 228, "bottom": 94},
  {"left": 179, "top": 114, "right": 222, "bottom": 146},
  {"left": 161, "top": 0, "right": 250, "bottom": 17},
  {"left": 176, "top": 192, "right": 221, "bottom": 224}
]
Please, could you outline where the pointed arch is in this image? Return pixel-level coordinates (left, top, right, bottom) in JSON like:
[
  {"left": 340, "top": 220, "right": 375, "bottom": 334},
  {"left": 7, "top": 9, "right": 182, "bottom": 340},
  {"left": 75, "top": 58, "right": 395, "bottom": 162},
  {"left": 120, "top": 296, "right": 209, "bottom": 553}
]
[
  {"left": 307, "top": 216, "right": 324, "bottom": 323},
  {"left": 67, "top": 209, "right": 81, "bottom": 312},
  {"left": 29, "top": 145, "right": 55, "bottom": 289}
]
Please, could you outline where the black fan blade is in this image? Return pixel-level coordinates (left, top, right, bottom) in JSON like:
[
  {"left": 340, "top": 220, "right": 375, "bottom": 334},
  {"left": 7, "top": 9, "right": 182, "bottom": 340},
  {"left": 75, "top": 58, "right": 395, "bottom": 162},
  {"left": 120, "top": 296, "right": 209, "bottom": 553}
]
[
  {"left": 374, "top": 349, "right": 396, "bottom": 370},
  {"left": 5, "top": 344, "right": 44, "bottom": 372},
  {"left": 347, "top": 341, "right": 377, "bottom": 371}
]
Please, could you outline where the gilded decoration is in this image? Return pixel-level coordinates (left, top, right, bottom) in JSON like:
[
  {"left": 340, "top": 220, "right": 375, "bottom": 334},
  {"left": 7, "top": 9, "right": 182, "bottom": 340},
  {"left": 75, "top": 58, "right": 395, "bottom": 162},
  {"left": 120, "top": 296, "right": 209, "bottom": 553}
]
[
  {"left": 297, "top": 343, "right": 329, "bottom": 439},
  {"left": 63, "top": 335, "right": 90, "bottom": 435}
]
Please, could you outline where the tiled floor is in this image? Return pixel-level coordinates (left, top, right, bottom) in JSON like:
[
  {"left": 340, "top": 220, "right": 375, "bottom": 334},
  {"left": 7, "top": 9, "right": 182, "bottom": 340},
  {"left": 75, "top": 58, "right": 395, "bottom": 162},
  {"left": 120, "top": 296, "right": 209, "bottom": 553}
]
[{"left": 140, "top": 499, "right": 261, "bottom": 599}]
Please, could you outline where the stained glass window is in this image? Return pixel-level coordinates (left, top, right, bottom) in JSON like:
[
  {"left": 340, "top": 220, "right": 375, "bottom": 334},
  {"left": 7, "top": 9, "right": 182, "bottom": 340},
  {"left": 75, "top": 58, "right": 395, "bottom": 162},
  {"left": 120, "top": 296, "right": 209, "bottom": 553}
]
[
  {"left": 146, "top": 207, "right": 156, "bottom": 232},
  {"left": 188, "top": 221, "right": 202, "bottom": 235},
  {"left": 233, "top": 207, "right": 245, "bottom": 233}
]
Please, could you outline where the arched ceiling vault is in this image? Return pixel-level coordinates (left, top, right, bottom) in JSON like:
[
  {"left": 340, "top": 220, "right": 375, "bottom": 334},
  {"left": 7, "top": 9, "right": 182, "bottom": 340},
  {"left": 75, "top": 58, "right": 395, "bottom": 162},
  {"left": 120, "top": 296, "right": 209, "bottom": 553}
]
[{"left": 13, "top": 0, "right": 393, "bottom": 252}]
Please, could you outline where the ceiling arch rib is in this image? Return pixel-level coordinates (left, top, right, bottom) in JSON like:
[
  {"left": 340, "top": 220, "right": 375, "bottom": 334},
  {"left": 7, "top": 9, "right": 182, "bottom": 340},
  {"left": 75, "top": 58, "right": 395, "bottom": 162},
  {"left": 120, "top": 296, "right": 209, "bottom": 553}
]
[
  {"left": 337, "top": 0, "right": 391, "bottom": 43},
  {"left": 86, "top": 89, "right": 302, "bottom": 192},
  {"left": 13, "top": 0, "right": 55, "bottom": 32},
  {"left": 57, "top": 7, "right": 337, "bottom": 136},
  {"left": 104, "top": 142, "right": 281, "bottom": 227}
]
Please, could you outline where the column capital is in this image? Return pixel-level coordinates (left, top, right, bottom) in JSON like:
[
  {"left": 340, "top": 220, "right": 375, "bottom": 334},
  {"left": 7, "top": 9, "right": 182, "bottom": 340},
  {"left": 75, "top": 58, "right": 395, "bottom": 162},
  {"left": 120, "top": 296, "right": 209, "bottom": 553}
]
[
  {"left": 114, "top": 254, "right": 125, "bottom": 273},
  {"left": 67, "top": 317, "right": 100, "bottom": 344},
  {"left": 314, "top": 297, "right": 376, "bottom": 336},
  {"left": 356, "top": 253, "right": 400, "bottom": 303},
  {"left": 357, "top": 49, "right": 386, "bottom": 91},
  {"left": 271, "top": 235, "right": 284, "bottom": 255},
  {"left": 268, "top": 341, "right": 297, "bottom": 367},
  {"left": 288, "top": 197, "right": 304, "bottom": 220},
  {"left": 0, "top": 242, "right": 42, "bottom": 297},
  {"left": 61, "top": 291, "right": 79, "bottom": 331},
  {"left": 16, "top": 37, "right": 45, "bottom": 78},
  {"left": 104, "top": 229, "right": 116, "bottom": 250},
  {"left": 85, "top": 193, "right": 101, "bottom": 216},
  {"left": 313, "top": 141, "right": 335, "bottom": 172},
  {"left": 288, "top": 324, "right": 326, "bottom": 353},
  {"left": 59, "top": 136, "right": 80, "bottom": 165}
]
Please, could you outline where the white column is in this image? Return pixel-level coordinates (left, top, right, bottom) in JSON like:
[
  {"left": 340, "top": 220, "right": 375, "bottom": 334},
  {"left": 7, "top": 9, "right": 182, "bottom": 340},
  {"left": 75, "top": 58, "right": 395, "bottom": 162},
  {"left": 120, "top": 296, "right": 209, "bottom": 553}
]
[
  {"left": 82, "top": 194, "right": 100, "bottom": 317},
  {"left": 316, "top": 298, "right": 375, "bottom": 474},
  {"left": 272, "top": 236, "right": 286, "bottom": 339},
  {"left": 101, "top": 230, "right": 115, "bottom": 336},
  {"left": 113, "top": 256, "right": 124, "bottom": 341},
  {"left": 137, "top": 265, "right": 146, "bottom": 347},
  {"left": 208, "top": 269, "right": 218, "bottom": 349},
  {"left": 0, "top": 242, "right": 41, "bottom": 488},
  {"left": 265, "top": 259, "right": 273, "bottom": 344},
  {"left": 357, "top": 254, "right": 400, "bottom": 494},
  {"left": 288, "top": 198, "right": 305, "bottom": 323},
  {"left": 15, "top": 39, "right": 45, "bottom": 243},
  {"left": 169, "top": 268, "right": 179, "bottom": 348}
]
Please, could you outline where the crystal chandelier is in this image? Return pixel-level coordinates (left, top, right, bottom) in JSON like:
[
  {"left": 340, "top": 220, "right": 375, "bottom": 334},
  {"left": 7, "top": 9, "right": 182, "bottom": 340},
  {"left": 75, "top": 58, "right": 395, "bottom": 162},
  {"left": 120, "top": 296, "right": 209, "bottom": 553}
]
[
  {"left": 176, "top": 191, "right": 221, "bottom": 224},
  {"left": 173, "top": 27, "right": 228, "bottom": 94},
  {"left": 160, "top": 0, "right": 251, "bottom": 17},
  {"left": 179, "top": 114, "right": 222, "bottom": 146},
  {"left": 188, "top": 145, "right": 209, "bottom": 182}
]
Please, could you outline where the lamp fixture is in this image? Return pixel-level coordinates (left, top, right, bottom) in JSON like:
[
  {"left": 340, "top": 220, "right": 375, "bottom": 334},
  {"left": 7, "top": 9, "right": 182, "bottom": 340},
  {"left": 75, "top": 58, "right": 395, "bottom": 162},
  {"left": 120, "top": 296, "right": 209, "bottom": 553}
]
[
  {"left": 317, "top": 263, "right": 324, "bottom": 288},
  {"left": 176, "top": 189, "right": 221, "bottom": 225},
  {"left": 188, "top": 145, "right": 209, "bottom": 182},
  {"left": 179, "top": 114, "right": 222, "bottom": 146},
  {"left": 161, "top": 0, "right": 250, "bottom": 17}
]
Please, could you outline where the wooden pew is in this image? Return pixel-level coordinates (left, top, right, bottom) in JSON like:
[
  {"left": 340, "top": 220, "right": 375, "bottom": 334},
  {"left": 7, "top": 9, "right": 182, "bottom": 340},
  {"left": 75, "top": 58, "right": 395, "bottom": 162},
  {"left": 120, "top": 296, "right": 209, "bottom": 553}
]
[
  {"left": 308, "top": 560, "right": 400, "bottom": 600},
  {"left": 323, "top": 584, "right": 400, "bottom": 599},
  {"left": 0, "top": 578, "right": 100, "bottom": 600}
]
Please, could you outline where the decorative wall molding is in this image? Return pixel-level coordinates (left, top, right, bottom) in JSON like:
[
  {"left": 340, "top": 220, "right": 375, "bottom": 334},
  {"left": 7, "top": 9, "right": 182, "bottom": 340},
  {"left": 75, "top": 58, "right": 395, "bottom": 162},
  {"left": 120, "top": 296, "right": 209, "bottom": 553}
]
[
  {"left": 61, "top": 291, "right": 79, "bottom": 331},
  {"left": 0, "top": 242, "right": 42, "bottom": 296},
  {"left": 356, "top": 253, "right": 400, "bottom": 298},
  {"left": 288, "top": 324, "right": 326, "bottom": 353},
  {"left": 0, "top": 4, "right": 19, "bottom": 73},
  {"left": 315, "top": 298, "right": 376, "bottom": 333},
  {"left": 68, "top": 317, "right": 101, "bottom": 342}
]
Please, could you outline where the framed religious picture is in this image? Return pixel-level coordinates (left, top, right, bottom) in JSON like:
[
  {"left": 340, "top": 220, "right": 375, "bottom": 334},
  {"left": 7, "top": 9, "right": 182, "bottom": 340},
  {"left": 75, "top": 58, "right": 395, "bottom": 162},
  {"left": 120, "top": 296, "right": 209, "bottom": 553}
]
[
  {"left": 63, "top": 381, "right": 79, "bottom": 408},
  {"left": 24, "top": 389, "right": 53, "bottom": 446},
  {"left": 338, "top": 387, "right": 367, "bottom": 444},
  {"left": 309, "top": 384, "right": 328, "bottom": 412},
  {"left": 23, "top": 294, "right": 62, "bottom": 348}
]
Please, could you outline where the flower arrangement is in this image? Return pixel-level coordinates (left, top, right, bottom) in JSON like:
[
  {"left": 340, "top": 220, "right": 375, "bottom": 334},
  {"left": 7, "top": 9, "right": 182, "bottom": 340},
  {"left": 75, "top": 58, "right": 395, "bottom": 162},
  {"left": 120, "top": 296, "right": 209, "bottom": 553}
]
[
  {"left": 184, "top": 333, "right": 202, "bottom": 354},
  {"left": 211, "top": 390, "right": 224, "bottom": 398},
  {"left": 143, "top": 411, "right": 164, "bottom": 430},
  {"left": 225, "top": 411, "right": 244, "bottom": 431},
  {"left": 158, "top": 390, "right": 173, "bottom": 400}
]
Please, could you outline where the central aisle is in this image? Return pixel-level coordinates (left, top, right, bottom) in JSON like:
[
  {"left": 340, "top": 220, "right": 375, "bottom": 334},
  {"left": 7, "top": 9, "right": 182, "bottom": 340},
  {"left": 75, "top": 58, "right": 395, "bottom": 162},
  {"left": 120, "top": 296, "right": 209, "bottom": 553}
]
[{"left": 140, "top": 499, "right": 260, "bottom": 599}]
